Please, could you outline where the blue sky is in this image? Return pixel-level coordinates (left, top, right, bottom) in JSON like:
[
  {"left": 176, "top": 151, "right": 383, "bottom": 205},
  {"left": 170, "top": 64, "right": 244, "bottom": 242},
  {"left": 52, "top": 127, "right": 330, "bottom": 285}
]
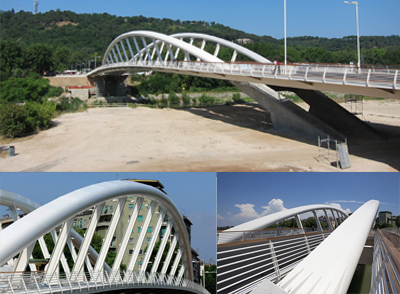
[
  {"left": 217, "top": 173, "right": 400, "bottom": 227},
  {"left": 1, "top": 0, "right": 399, "bottom": 39},
  {"left": 0, "top": 172, "right": 217, "bottom": 263}
]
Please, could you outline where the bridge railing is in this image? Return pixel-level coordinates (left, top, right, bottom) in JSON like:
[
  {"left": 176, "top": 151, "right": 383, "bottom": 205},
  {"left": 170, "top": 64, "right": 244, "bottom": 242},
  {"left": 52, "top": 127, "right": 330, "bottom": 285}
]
[
  {"left": 95, "top": 60, "right": 400, "bottom": 91},
  {"left": 0, "top": 270, "right": 209, "bottom": 294},
  {"left": 217, "top": 230, "right": 332, "bottom": 294},
  {"left": 370, "top": 229, "right": 400, "bottom": 294},
  {"left": 217, "top": 227, "right": 330, "bottom": 245}
]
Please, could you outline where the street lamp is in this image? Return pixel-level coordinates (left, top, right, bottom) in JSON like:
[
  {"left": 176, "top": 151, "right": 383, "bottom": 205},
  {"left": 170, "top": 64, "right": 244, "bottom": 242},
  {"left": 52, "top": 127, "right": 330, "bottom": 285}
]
[
  {"left": 284, "top": 0, "right": 287, "bottom": 70},
  {"left": 344, "top": 1, "right": 361, "bottom": 69}
]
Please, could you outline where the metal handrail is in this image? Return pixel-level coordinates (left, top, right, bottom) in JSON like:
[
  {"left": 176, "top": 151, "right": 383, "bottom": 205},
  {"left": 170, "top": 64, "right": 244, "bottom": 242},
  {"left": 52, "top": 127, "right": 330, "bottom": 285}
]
[
  {"left": 0, "top": 270, "right": 209, "bottom": 294},
  {"left": 91, "top": 60, "right": 400, "bottom": 91},
  {"left": 217, "top": 230, "right": 330, "bottom": 294},
  {"left": 370, "top": 229, "right": 400, "bottom": 294}
]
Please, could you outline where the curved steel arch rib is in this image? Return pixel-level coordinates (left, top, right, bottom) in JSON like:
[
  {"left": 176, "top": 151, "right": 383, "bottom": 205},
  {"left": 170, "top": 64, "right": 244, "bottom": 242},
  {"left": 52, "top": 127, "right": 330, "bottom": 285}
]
[
  {"left": 220, "top": 204, "right": 348, "bottom": 244},
  {"left": 102, "top": 30, "right": 222, "bottom": 65},
  {"left": 0, "top": 181, "right": 194, "bottom": 281},
  {"left": 252, "top": 200, "right": 380, "bottom": 294},
  {"left": 170, "top": 33, "right": 271, "bottom": 63},
  {"left": 0, "top": 189, "right": 111, "bottom": 274}
]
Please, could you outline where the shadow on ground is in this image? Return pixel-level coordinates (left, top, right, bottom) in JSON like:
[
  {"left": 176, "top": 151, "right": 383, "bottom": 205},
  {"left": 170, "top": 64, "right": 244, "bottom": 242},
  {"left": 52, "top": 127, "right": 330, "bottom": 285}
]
[{"left": 181, "top": 104, "right": 400, "bottom": 171}]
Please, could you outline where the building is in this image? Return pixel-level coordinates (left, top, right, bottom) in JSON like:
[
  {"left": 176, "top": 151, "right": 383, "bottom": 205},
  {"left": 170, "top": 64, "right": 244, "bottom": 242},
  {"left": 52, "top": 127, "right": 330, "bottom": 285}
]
[{"left": 378, "top": 211, "right": 397, "bottom": 226}]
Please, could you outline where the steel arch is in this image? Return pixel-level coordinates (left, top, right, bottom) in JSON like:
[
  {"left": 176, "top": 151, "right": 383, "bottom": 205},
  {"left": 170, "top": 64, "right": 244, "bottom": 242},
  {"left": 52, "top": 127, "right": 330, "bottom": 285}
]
[
  {"left": 0, "top": 189, "right": 109, "bottom": 274},
  {"left": 0, "top": 181, "right": 194, "bottom": 281},
  {"left": 219, "top": 204, "right": 348, "bottom": 244}
]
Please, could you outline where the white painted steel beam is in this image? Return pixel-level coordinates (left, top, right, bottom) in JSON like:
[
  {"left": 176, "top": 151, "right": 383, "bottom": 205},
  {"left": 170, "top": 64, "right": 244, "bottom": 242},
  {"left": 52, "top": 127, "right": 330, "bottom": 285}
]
[
  {"left": 152, "top": 220, "right": 172, "bottom": 273},
  {"left": 142, "top": 209, "right": 166, "bottom": 271},
  {"left": 274, "top": 200, "right": 379, "bottom": 294},
  {"left": 162, "top": 234, "right": 179, "bottom": 274},
  {"left": 0, "top": 181, "right": 194, "bottom": 281},
  {"left": 127, "top": 201, "right": 156, "bottom": 272},
  {"left": 71, "top": 203, "right": 104, "bottom": 276},
  {"left": 96, "top": 198, "right": 127, "bottom": 271},
  {"left": 220, "top": 204, "right": 346, "bottom": 243},
  {"left": 170, "top": 247, "right": 183, "bottom": 276},
  {"left": 110, "top": 197, "right": 143, "bottom": 272}
]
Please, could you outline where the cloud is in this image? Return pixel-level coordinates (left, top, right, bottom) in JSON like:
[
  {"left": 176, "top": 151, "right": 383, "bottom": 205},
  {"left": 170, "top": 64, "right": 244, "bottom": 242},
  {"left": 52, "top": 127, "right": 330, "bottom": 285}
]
[
  {"left": 218, "top": 199, "right": 288, "bottom": 227},
  {"left": 260, "top": 199, "right": 287, "bottom": 216},
  {"left": 325, "top": 202, "right": 351, "bottom": 214}
]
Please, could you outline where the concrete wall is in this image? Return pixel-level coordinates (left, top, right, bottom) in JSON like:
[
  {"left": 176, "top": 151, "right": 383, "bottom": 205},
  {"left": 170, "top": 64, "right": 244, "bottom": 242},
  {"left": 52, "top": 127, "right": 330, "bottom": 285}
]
[{"left": 46, "top": 76, "right": 90, "bottom": 87}]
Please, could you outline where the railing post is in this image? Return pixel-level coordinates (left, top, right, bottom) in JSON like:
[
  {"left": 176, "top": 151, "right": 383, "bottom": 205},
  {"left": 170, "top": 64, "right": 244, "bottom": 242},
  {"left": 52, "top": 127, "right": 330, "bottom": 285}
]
[
  {"left": 342, "top": 68, "right": 348, "bottom": 85},
  {"left": 323, "top": 67, "right": 327, "bottom": 83},
  {"left": 269, "top": 240, "right": 280, "bottom": 282},
  {"left": 394, "top": 70, "right": 398, "bottom": 89}
]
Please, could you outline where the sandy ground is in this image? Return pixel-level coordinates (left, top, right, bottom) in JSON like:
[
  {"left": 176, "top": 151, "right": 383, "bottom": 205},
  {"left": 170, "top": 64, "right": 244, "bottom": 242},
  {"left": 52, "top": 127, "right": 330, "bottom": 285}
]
[{"left": 1, "top": 100, "right": 399, "bottom": 172}]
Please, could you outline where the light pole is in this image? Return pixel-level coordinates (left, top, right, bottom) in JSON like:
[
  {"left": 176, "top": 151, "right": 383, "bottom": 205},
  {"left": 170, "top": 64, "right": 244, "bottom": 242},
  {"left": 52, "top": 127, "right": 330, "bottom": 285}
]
[
  {"left": 284, "top": 0, "right": 287, "bottom": 70},
  {"left": 344, "top": 1, "right": 361, "bottom": 69}
]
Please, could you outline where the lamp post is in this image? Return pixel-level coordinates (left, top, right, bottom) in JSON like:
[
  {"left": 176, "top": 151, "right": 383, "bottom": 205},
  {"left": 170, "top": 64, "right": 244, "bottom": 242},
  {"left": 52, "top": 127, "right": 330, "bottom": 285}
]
[
  {"left": 344, "top": 1, "right": 361, "bottom": 69},
  {"left": 284, "top": 0, "right": 287, "bottom": 70}
]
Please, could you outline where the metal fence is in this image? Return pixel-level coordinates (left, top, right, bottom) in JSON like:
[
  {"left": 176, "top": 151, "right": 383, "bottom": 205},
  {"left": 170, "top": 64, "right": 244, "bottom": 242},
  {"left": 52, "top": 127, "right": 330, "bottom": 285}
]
[
  {"left": 370, "top": 229, "right": 400, "bottom": 294},
  {"left": 95, "top": 61, "right": 400, "bottom": 91},
  {"left": 0, "top": 270, "right": 209, "bottom": 294},
  {"left": 217, "top": 230, "right": 332, "bottom": 294}
]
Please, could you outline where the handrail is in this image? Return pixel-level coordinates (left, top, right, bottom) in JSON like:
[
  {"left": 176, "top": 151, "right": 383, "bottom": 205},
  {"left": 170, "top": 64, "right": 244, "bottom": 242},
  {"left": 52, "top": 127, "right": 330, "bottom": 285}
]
[
  {"left": 88, "top": 60, "right": 400, "bottom": 92},
  {"left": 370, "top": 229, "right": 400, "bottom": 294},
  {"left": 0, "top": 270, "right": 209, "bottom": 294}
]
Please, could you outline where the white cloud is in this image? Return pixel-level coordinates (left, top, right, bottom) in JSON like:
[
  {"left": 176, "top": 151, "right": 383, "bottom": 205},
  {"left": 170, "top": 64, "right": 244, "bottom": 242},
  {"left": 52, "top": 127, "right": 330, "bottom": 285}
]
[
  {"left": 217, "top": 214, "right": 224, "bottom": 220},
  {"left": 260, "top": 199, "right": 287, "bottom": 216},
  {"left": 325, "top": 202, "right": 351, "bottom": 215},
  {"left": 218, "top": 199, "right": 288, "bottom": 227}
]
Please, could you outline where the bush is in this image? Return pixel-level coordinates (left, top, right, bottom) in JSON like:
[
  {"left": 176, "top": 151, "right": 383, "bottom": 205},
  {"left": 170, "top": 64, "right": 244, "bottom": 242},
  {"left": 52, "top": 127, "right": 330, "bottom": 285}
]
[
  {"left": 168, "top": 91, "right": 180, "bottom": 106},
  {"left": 25, "top": 101, "right": 56, "bottom": 131},
  {"left": 182, "top": 93, "right": 191, "bottom": 106},
  {"left": 43, "top": 86, "right": 63, "bottom": 99},
  {"left": 0, "top": 104, "right": 28, "bottom": 138},
  {"left": 232, "top": 93, "right": 245, "bottom": 104},
  {"left": 199, "top": 94, "right": 215, "bottom": 105},
  {"left": 57, "top": 97, "right": 87, "bottom": 112}
]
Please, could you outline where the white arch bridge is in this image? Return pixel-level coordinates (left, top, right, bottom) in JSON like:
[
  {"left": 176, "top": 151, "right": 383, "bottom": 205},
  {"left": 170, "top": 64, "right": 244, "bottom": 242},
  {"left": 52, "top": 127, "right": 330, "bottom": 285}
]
[
  {"left": 87, "top": 30, "right": 398, "bottom": 140},
  {"left": 0, "top": 181, "right": 209, "bottom": 294},
  {"left": 217, "top": 200, "right": 399, "bottom": 294}
]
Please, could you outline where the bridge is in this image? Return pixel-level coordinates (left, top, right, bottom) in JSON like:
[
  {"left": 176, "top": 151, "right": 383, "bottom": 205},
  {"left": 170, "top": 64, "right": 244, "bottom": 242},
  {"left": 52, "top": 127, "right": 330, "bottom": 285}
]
[
  {"left": 87, "top": 30, "right": 399, "bottom": 141},
  {"left": 217, "top": 200, "right": 400, "bottom": 294},
  {"left": 0, "top": 181, "right": 209, "bottom": 294}
]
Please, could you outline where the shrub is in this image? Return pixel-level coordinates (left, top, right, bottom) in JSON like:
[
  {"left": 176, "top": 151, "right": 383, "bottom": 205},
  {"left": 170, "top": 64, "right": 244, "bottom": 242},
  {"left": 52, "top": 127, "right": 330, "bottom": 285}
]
[
  {"left": 0, "top": 104, "right": 28, "bottom": 138},
  {"left": 182, "top": 93, "right": 191, "bottom": 106},
  {"left": 168, "top": 91, "right": 180, "bottom": 106},
  {"left": 199, "top": 94, "right": 215, "bottom": 105},
  {"left": 232, "top": 93, "right": 245, "bottom": 104}
]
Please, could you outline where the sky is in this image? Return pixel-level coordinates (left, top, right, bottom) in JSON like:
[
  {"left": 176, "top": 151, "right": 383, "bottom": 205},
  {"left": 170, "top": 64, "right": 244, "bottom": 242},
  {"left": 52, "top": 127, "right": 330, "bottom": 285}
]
[
  {"left": 217, "top": 172, "right": 400, "bottom": 227},
  {"left": 1, "top": 0, "right": 399, "bottom": 39},
  {"left": 0, "top": 172, "right": 217, "bottom": 263}
]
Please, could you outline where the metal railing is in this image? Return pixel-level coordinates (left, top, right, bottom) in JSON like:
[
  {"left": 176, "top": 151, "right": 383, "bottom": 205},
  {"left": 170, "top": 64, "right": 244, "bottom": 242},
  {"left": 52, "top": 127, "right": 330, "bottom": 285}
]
[
  {"left": 370, "top": 229, "right": 400, "bottom": 294},
  {"left": 93, "top": 61, "right": 400, "bottom": 91},
  {"left": 217, "top": 230, "right": 331, "bottom": 294},
  {"left": 217, "top": 227, "right": 331, "bottom": 245},
  {"left": 0, "top": 270, "right": 209, "bottom": 294}
]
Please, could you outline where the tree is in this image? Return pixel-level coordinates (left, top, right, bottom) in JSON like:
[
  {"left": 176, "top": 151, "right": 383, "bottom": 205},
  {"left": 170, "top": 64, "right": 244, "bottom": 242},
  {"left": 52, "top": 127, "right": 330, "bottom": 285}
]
[
  {"left": 54, "top": 47, "right": 71, "bottom": 71},
  {"left": 24, "top": 43, "right": 54, "bottom": 75},
  {"left": 0, "top": 41, "right": 23, "bottom": 81},
  {"left": 205, "top": 264, "right": 216, "bottom": 294}
]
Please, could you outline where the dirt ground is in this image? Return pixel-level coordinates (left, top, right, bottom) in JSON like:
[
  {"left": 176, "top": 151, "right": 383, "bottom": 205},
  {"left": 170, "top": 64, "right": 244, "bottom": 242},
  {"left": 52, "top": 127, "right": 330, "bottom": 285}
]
[{"left": 1, "top": 100, "right": 399, "bottom": 172}]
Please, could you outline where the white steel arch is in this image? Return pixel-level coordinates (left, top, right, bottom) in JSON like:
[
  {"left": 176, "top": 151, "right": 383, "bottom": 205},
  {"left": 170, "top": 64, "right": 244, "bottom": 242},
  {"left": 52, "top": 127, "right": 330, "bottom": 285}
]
[
  {"left": 219, "top": 204, "right": 348, "bottom": 244},
  {"left": 0, "top": 181, "right": 194, "bottom": 282},
  {"left": 0, "top": 189, "right": 109, "bottom": 274},
  {"left": 252, "top": 200, "right": 380, "bottom": 294}
]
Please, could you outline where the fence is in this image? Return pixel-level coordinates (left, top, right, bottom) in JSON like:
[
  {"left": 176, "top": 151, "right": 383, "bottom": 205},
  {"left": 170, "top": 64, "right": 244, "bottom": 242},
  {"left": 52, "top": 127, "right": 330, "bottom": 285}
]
[
  {"left": 217, "top": 230, "right": 332, "bottom": 294},
  {"left": 0, "top": 270, "right": 209, "bottom": 294},
  {"left": 370, "top": 229, "right": 400, "bottom": 293}
]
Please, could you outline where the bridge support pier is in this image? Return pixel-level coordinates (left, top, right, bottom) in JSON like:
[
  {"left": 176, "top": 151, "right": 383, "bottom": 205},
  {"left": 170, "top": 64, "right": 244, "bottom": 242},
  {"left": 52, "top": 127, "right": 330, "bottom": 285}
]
[
  {"left": 231, "top": 81, "right": 346, "bottom": 141},
  {"left": 271, "top": 87, "right": 385, "bottom": 141},
  {"left": 95, "top": 76, "right": 130, "bottom": 101}
]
